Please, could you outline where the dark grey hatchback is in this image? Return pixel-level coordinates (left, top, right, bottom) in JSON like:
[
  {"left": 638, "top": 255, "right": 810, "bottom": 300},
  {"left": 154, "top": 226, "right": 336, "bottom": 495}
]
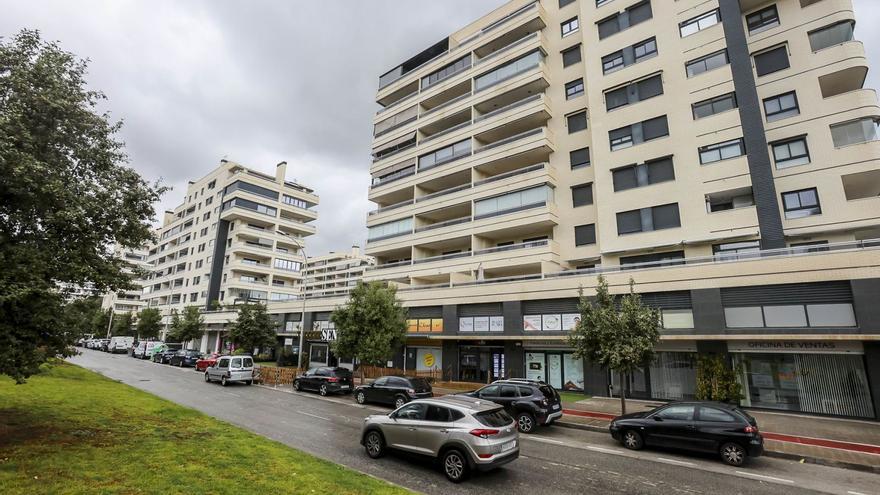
[{"left": 609, "top": 401, "right": 763, "bottom": 466}]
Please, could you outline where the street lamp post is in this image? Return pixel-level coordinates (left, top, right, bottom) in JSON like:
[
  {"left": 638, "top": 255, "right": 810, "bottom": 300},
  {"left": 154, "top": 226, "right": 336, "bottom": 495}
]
[{"left": 277, "top": 230, "right": 308, "bottom": 369}]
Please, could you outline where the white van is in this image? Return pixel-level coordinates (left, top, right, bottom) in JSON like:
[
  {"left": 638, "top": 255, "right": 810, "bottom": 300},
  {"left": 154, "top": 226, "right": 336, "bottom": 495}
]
[
  {"left": 132, "top": 341, "right": 161, "bottom": 359},
  {"left": 109, "top": 336, "right": 135, "bottom": 354},
  {"left": 205, "top": 355, "right": 255, "bottom": 386}
]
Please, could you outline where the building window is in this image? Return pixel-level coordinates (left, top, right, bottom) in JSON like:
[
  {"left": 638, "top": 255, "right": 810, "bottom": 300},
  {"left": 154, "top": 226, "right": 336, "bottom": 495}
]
[
  {"left": 474, "top": 185, "right": 552, "bottom": 219},
  {"left": 609, "top": 115, "right": 668, "bottom": 150},
  {"left": 604, "top": 73, "right": 663, "bottom": 111},
  {"left": 274, "top": 258, "right": 303, "bottom": 271},
  {"left": 417, "top": 139, "right": 471, "bottom": 171},
  {"left": 474, "top": 50, "right": 542, "bottom": 91},
  {"left": 596, "top": 0, "right": 613, "bottom": 6},
  {"left": 601, "top": 37, "right": 656, "bottom": 74},
  {"left": 831, "top": 118, "right": 880, "bottom": 147},
  {"left": 207, "top": 180, "right": 216, "bottom": 189},
  {"left": 559, "top": 0, "right": 576, "bottom": 7},
  {"left": 567, "top": 110, "right": 588, "bottom": 133},
  {"left": 570, "top": 147, "right": 590, "bottom": 169},
  {"left": 368, "top": 217, "right": 413, "bottom": 241},
  {"left": 746, "top": 5, "right": 779, "bottom": 34},
  {"left": 616, "top": 203, "right": 680, "bottom": 234},
  {"left": 771, "top": 137, "right": 810, "bottom": 169},
  {"left": 565, "top": 78, "right": 585, "bottom": 99},
  {"left": 692, "top": 92, "right": 737, "bottom": 119},
  {"left": 561, "top": 17, "right": 579, "bottom": 37},
  {"left": 562, "top": 44, "right": 582, "bottom": 67},
  {"left": 598, "top": 1, "right": 652, "bottom": 40},
  {"left": 699, "top": 138, "right": 745, "bottom": 164},
  {"left": 782, "top": 188, "right": 821, "bottom": 219},
  {"left": 809, "top": 21, "right": 854, "bottom": 52},
  {"left": 620, "top": 250, "right": 685, "bottom": 267},
  {"left": 754, "top": 46, "right": 790, "bottom": 76},
  {"left": 612, "top": 156, "right": 675, "bottom": 191},
  {"left": 679, "top": 9, "right": 721, "bottom": 37},
  {"left": 686, "top": 49, "right": 729, "bottom": 78},
  {"left": 421, "top": 55, "right": 470, "bottom": 90},
  {"left": 571, "top": 183, "right": 593, "bottom": 207},
  {"left": 602, "top": 50, "right": 625, "bottom": 74},
  {"left": 713, "top": 240, "right": 761, "bottom": 260},
  {"left": 575, "top": 224, "right": 596, "bottom": 246},
  {"left": 763, "top": 91, "right": 799, "bottom": 122},
  {"left": 633, "top": 37, "right": 657, "bottom": 62}
]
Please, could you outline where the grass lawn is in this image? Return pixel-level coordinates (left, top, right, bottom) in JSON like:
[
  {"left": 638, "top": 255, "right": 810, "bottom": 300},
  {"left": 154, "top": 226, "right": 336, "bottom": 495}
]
[
  {"left": 557, "top": 391, "right": 590, "bottom": 404},
  {"left": 0, "top": 362, "right": 410, "bottom": 495}
]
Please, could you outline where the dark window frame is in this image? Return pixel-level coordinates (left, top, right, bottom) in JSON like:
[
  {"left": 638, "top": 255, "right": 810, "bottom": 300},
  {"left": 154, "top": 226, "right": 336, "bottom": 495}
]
[
  {"left": 762, "top": 90, "right": 800, "bottom": 122},
  {"left": 686, "top": 49, "right": 729, "bottom": 78},
  {"left": 575, "top": 224, "right": 597, "bottom": 246},
  {"left": 699, "top": 138, "right": 746, "bottom": 165},
  {"left": 562, "top": 44, "right": 582, "bottom": 67},
  {"left": 561, "top": 16, "right": 580, "bottom": 37},
  {"left": 571, "top": 183, "right": 594, "bottom": 207},
  {"left": 754, "top": 45, "right": 791, "bottom": 77},
  {"left": 692, "top": 92, "right": 738, "bottom": 120},
  {"left": 570, "top": 147, "right": 591, "bottom": 169},
  {"left": 679, "top": 9, "right": 721, "bottom": 37},
  {"left": 567, "top": 110, "right": 588, "bottom": 133},
  {"left": 565, "top": 78, "right": 585, "bottom": 99},
  {"left": 746, "top": 5, "right": 780, "bottom": 34},
  {"left": 770, "top": 136, "right": 811, "bottom": 169},
  {"left": 782, "top": 187, "right": 822, "bottom": 219}
]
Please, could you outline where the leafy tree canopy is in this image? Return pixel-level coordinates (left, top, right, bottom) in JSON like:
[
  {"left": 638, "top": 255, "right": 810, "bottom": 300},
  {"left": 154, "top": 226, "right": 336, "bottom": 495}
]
[
  {"left": 112, "top": 311, "right": 135, "bottom": 337},
  {"left": 168, "top": 306, "right": 204, "bottom": 346},
  {"left": 331, "top": 282, "right": 407, "bottom": 380},
  {"left": 0, "top": 30, "right": 166, "bottom": 382},
  {"left": 136, "top": 307, "right": 162, "bottom": 340},
  {"left": 227, "top": 303, "right": 276, "bottom": 355}
]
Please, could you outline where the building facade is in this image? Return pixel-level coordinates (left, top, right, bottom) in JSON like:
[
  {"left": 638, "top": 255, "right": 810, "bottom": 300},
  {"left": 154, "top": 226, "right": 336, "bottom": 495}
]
[
  {"left": 270, "top": 0, "right": 880, "bottom": 421},
  {"left": 139, "top": 159, "right": 318, "bottom": 352},
  {"left": 101, "top": 246, "right": 151, "bottom": 314},
  {"left": 303, "top": 246, "right": 375, "bottom": 299}
]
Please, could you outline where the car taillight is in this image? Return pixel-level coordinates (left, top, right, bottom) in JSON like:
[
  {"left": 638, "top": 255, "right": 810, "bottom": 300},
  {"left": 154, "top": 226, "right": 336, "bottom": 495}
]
[
  {"left": 406, "top": 388, "right": 415, "bottom": 395},
  {"left": 541, "top": 398, "right": 549, "bottom": 407},
  {"left": 328, "top": 377, "right": 339, "bottom": 382},
  {"left": 469, "top": 429, "right": 500, "bottom": 439},
  {"left": 744, "top": 425, "right": 758, "bottom": 434}
]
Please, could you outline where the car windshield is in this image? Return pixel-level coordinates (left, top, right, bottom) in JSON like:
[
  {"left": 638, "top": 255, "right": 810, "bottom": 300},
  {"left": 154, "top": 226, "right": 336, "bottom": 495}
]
[
  {"left": 333, "top": 368, "right": 352, "bottom": 378},
  {"left": 409, "top": 377, "right": 430, "bottom": 391},
  {"left": 242, "top": 357, "right": 253, "bottom": 367},
  {"left": 474, "top": 408, "right": 514, "bottom": 427}
]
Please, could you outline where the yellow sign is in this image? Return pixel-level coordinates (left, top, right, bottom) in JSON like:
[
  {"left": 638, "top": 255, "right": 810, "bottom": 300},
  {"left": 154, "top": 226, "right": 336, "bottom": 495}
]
[
  {"left": 423, "top": 353, "right": 435, "bottom": 368},
  {"left": 431, "top": 319, "right": 443, "bottom": 333},
  {"left": 407, "top": 319, "right": 418, "bottom": 333},
  {"left": 418, "top": 319, "right": 432, "bottom": 332}
]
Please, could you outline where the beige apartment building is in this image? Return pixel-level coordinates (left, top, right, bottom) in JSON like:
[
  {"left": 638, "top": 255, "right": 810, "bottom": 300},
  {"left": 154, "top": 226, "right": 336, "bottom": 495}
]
[
  {"left": 303, "top": 246, "right": 375, "bottom": 299},
  {"left": 101, "top": 246, "right": 151, "bottom": 314},
  {"left": 268, "top": 0, "right": 880, "bottom": 420},
  {"left": 139, "top": 159, "right": 318, "bottom": 352}
]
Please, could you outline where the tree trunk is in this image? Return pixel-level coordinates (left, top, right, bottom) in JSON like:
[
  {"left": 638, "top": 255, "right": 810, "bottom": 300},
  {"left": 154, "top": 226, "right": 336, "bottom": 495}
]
[
  {"left": 359, "top": 358, "right": 365, "bottom": 386},
  {"left": 619, "top": 371, "right": 627, "bottom": 415}
]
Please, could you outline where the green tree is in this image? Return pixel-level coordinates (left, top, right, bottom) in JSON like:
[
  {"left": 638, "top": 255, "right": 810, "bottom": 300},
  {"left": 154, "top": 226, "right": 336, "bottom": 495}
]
[
  {"left": 331, "top": 282, "right": 407, "bottom": 383},
  {"left": 90, "top": 307, "right": 113, "bottom": 338},
  {"left": 61, "top": 296, "right": 102, "bottom": 340},
  {"left": 169, "top": 306, "right": 205, "bottom": 349},
  {"left": 112, "top": 312, "right": 135, "bottom": 336},
  {"left": 136, "top": 307, "right": 162, "bottom": 340},
  {"left": 227, "top": 303, "right": 277, "bottom": 355},
  {"left": 0, "top": 30, "right": 166, "bottom": 382},
  {"left": 568, "top": 275, "right": 660, "bottom": 414},
  {"left": 695, "top": 355, "right": 744, "bottom": 403}
]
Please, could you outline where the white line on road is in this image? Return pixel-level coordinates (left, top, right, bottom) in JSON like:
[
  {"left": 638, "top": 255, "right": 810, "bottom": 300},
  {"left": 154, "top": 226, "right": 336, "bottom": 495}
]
[
  {"left": 586, "top": 446, "right": 624, "bottom": 455},
  {"left": 847, "top": 491, "right": 868, "bottom": 495},
  {"left": 523, "top": 437, "right": 566, "bottom": 445},
  {"left": 297, "top": 411, "right": 331, "bottom": 421},
  {"left": 734, "top": 471, "right": 794, "bottom": 484},
  {"left": 656, "top": 457, "right": 696, "bottom": 467}
]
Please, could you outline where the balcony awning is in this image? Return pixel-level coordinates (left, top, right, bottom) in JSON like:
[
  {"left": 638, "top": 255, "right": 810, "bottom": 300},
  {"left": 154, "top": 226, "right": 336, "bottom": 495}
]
[
  {"left": 373, "top": 158, "right": 416, "bottom": 179},
  {"left": 373, "top": 131, "right": 416, "bottom": 156}
]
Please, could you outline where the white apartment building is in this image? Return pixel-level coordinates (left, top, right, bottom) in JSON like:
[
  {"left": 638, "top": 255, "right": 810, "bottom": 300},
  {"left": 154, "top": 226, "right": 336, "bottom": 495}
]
[
  {"left": 101, "top": 246, "right": 151, "bottom": 314},
  {"left": 303, "top": 246, "right": 375, "bottom": 299}
]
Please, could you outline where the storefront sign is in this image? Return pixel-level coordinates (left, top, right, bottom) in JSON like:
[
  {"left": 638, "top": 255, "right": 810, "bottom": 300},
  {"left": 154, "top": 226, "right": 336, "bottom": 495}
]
[
  {"left": 473, "top": 317, "right": 490, "bottom": 332},
  {"left": 283, "top": 338, "right": 293, "bottom": 346},
  {"left": 562, "top": 314, "right": 580, "bottom": 331},
  {"left": 314, "top": 321, "right": 336, "bottom": 341},
  {"left": 524, "top": 313, "right": 580, "bottom": 331},
  {"left": 459, "top": 318, "right": 474, "bottom": 332},
  {"left": 523, "top": 315, "right": 542, "bottom": 331},
  {"left": 458, "top": 317, "right": 502, "bottom": 332},
  {"left": 727, "top": 340, "right": 863, "bottom": 354},
  {"left": 407, "top": 318, "right": 443, "bottom": 333},
  {"left": 543, "top": 314, "right": 562, "bottom": 331},
  {"left": 490, "top": 316, "right": 504, "bottom": 332}
]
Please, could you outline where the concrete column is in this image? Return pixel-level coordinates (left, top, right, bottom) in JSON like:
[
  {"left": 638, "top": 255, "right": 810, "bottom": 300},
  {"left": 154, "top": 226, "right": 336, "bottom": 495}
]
[
  {"left": 691, "top": 288, "right": 725, "bottom": 336},
  {"left": 502, "top": 300, "right": 523, "bottom": 335},
  {"left": 504, "top": 341, "right": 524, "bottom": 379},
  {"left": 441, "top": 304, "right": 457, "bottom": 335},
  {"left": 852, "top": 279, "right": 880, "bottom": 333},
  {"left": 442, "top": 340, "right": 457, "bottom": 382}
]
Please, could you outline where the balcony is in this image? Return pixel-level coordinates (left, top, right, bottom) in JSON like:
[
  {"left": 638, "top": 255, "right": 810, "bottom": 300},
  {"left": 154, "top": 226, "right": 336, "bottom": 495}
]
[
  {"left": 419, "top": 82, "right": 471, "bottom": 119},
  {"left": 842, "top": 169, "right": 880, "bottom": 201},
  {"left": 456, "top": 1, "right": 540, "bottom": 50},
  {"left": 818, "top": 66, "right": 867, "bottom": 99},
  {"left": 414, "top": 202, "right": 472, "bottom": 233},
  {"left": 418, "top": 109, "right": 472, "bottom": 146}
]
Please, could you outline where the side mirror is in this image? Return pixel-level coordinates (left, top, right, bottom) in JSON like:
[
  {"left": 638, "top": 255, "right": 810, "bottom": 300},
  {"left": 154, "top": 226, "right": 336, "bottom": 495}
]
[{"left": 653, "top": 416, "right": 663, "bottom": 422}]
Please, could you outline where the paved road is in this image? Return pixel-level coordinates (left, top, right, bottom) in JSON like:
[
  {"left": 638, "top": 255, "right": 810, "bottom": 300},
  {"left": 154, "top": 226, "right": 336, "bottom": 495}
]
[{"left": 70, "top": 350, "right": 876, "bottom": 495}]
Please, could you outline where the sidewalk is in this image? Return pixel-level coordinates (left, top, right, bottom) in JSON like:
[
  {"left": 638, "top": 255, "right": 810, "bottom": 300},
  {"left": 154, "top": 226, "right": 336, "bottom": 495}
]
[{"left": 426, "top": 383, "right": 880, "bottom": 472}]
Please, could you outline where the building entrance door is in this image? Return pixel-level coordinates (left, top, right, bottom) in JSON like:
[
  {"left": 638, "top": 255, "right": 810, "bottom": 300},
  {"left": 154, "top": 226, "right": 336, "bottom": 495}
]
[{"left": 459, "top": 346, "right": 505, "bottom": 383}]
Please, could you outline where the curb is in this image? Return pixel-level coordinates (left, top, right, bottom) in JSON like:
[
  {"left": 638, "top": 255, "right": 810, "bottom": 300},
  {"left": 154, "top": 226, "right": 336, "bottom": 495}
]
[{"left": 555, "top": 420, "right": 880, "bottom": 474}]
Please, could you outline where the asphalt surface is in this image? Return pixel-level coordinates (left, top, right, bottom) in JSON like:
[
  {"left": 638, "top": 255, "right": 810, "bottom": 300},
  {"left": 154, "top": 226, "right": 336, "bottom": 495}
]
[{"left": 69, "top": 350, "right": 877, "bottom": 495}]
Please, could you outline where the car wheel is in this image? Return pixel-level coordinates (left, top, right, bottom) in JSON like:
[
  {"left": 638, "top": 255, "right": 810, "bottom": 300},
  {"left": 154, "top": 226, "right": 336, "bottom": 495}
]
[
  {"left": 221, "top": 376, "right": 228, "bottom": 387},
  {"left": 293, "top": 380, "right": 301, "bottom": 391},
  {"left": 720, "top": 442, "right": 746, "bottom": 466},
  {"left": 178, "top": 360, "right": 183, "bottom": 367},
  {"left": 356, "top": 391, "right": 366, "bottom": 404},
  {"left": 516, "top": 412, "right": 536, "bottom": 434},
  {"left": 319, "top": 384, "right": 328, "bottom": 396},
  {"left": 442, "top": 449, "right": 469, "bottom": 483},
  {"left": 204, "top": 372, "right": 210, "bottom": 383},
  {"left": 364, "top": 430, "right": 385, "bottom": 459},
  {"left": 622, "top": 430, "right": 644, "bottom": 450},
  {"left": 394, "top": 396, "right": 408, "bottom": 409},
  {"left": 246, "top": 380, "right": 253, "bottom": 386}
]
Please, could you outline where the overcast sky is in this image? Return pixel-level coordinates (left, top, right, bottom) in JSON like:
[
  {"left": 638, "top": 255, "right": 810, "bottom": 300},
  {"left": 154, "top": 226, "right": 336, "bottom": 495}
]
[{"left": 2, "top": 0, "right": 879, "bottom": 255}]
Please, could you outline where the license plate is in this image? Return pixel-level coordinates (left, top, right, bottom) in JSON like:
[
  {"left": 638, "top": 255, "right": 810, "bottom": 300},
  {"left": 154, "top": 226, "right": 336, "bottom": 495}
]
[
  {"left": 501, "top": 440, "right": 516, "bottom": 452},
  {"left": 339, "top": 385, "right": 350, "bottom": 389},
  {"left": 552, "top": 404, "right": 560, "bottom": 410}
]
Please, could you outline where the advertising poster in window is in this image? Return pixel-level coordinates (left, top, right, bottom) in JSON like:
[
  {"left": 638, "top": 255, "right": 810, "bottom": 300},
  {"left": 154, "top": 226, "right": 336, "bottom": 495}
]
[
  {"left": 418, "top": 319, "right": 432, "bottom": 333},
  {"left": 523, "top": 315, "right": 542, "bottom": 331},
  {"left": 406, "top": 319, "right": 418, "bottom": 333},
  {"left": 525, "top": 352, "right": 546, "bottom": 381},
  {"left": 431, "top": 319, "right": 443, "bottom": 333},
  {"left": 459, "top": 317, "right": 474, "bottom": 332},
  {"left": 489, "top": 316, "right": 504, "bottom": 332},
  {"left": 543, "top": 314, "right": 562, "bottom": 331},
  {"left": 473, "top": 316, "right": 490, "bottom": 332},
  {"left": 562, "top": 353, "right": 585, "bottom": 391},
  {"left": 562, "top": 313, "right": 580, "bottom": 331}
]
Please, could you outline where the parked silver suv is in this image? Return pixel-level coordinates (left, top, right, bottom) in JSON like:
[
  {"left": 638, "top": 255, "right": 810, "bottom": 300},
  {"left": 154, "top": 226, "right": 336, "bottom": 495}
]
[{"left": 360, "top": 395, "right": 519, "bottom": 482}]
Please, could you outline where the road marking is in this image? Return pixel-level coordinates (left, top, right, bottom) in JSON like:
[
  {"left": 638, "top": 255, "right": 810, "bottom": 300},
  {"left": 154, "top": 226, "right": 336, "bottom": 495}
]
[
  {"left": 523, "top": 437, "right": 566, "bottom": 445},
  {"left": 297, "top": 411, "right": 331, "bottom": 421},
  {"left": 586, "top": 446, "right": 624, "bottom": 455},
  {"left": 734, "top": 471, "right": 794, "bottom": 484},
  {"left": 656, "top": 457, "right": 696, "bottom": 467},
  {"left": 847, "top": 491, "right": 868, "bottom": 495}
]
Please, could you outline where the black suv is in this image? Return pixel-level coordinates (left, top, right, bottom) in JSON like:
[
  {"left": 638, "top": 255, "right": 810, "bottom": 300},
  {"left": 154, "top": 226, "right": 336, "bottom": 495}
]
[
  {"left": 169, "top": 349, "right": 202, "bottom": 367},
  {"left": 609, "top": 401, "right": 764, "bottom": 466},
  {"left": 354, "top": 375, "right": 433, "bottom": 408},
  {"left": 293, "top": 367, "right": 354, "bottom": 396},
  {"left": 462, "top": 378, "right": 562, "bottom": 433}
]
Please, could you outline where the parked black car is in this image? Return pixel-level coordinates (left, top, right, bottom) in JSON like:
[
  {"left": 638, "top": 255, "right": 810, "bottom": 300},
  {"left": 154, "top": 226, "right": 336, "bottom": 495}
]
[
  {"left": 293, "top": 367, "right": 353, "bottom": 396},
  {"left": 169, "top": 349, "right": 202, "bottom": 367},
  {"left": 461, "top": 378, "right": 562, "bottom": 433},
  {"left": 609, "top": 401, "right": 763, "bottom": 466},
  {"left": 354, "top": 375, "right": 433, "bottom": 408}
]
